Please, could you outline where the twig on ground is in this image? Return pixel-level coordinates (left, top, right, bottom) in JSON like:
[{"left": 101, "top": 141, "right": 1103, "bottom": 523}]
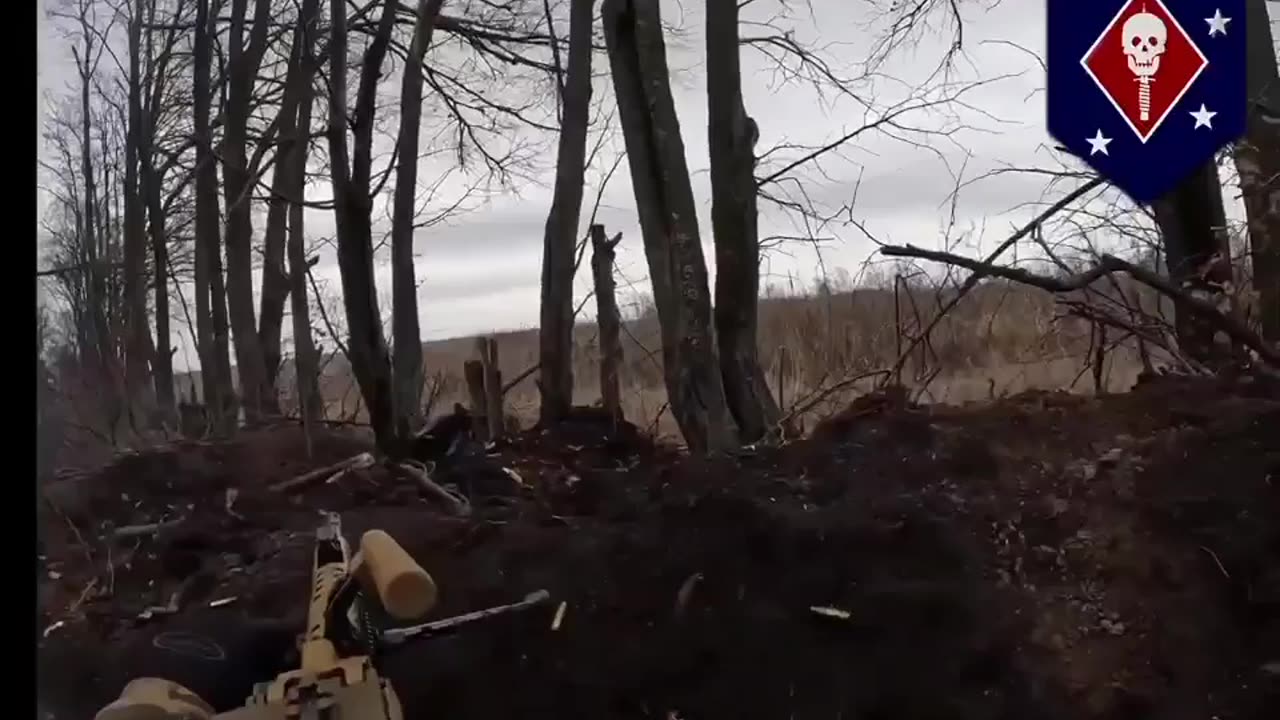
[{"left": 1199, "top": 545, "right": 1231, "bottom": 580}]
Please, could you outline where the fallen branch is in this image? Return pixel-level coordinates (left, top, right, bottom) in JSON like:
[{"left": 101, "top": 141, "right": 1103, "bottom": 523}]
[
  {"left": 879, "top": 245, "right": 1280, "bottom": 367},
  {"left": 112, "top": 518, "right": 185, "bottom": 540},
  {"left": 391, "top": 461, "right": 471, "bottom": 517},
  {"left": 270, "top": 453, "right": 376, "bottom": 494}
]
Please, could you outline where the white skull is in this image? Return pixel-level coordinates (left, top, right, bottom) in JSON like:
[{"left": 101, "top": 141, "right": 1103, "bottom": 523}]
[{"left": 1122, "top": 12, "right": 1167, "bottom": 77}]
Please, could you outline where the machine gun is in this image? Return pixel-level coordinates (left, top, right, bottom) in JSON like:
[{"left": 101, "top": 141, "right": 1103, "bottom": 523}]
[{"left": 95, "top": 512, "right": 551, "bottom": 720}]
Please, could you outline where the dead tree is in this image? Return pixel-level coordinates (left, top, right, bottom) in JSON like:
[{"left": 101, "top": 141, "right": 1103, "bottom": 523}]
[
  {"left": 138, "top": 0, "right": 188, "bottom": 425},
  {"left": 390, "top": 0, "right": 448, "bottom": 438},
  {"left": 706, "top": 0, "right": 779, "bottom": 443},
  {"left": 193, "top": 0, "right": 236, "bottom": 433},
  {"left": 325, "top": 0, "right": 400, "bottom": 455},
  {"left": 464, "top": 359, "right": 488, "bottom": 441},
  {"left": 602, "top": 0, "right": 733, "bottom": 452},
  {"left": 537, "top": 0, "right": 595, "bottom": 425},
  {"left": 1152, "top": 161, "right": 1238, "bottom": 368},
  {"left": 286, "top": 0, "right": 323, "bottom": 428},
  {"left": 480, "top": 337, "right": 503, "bottom": 440},
  {"left": 590, "top": 224, "right": 623, "bottom": 421},
  {"left": 1235, "top": 0, "right": 1280, "bottom": 344}
]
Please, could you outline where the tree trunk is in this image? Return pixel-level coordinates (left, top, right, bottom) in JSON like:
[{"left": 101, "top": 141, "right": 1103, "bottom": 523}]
[
  {"left": 259, "top": 0, "right": 315, "bottom": 399},
  {"left": 123, "top": 4, "right": 154, "bottom": 421},
  {"left": 538, "top": 0, "right": 595, "bottom": 425},
  {"left": 1152, "top": 160, "right": 1237, "bottom": 368},
  {"left": 480, "top": 337, "right": 503, "bottom": 440},
  {"left": 590, "top": 225, "right": 623, "bottom": 421},
  {"left": 706, "top": 0, "right": 779, "bottom": 443},
  {"left": 326, "top": 0, "right": 400, "bottom": 455},
  {"left": 194, "top": 0, "right": 236, "bottom": 432},
  {"left": 1234, "top": 0, "right": 1280, "bottom": 345},
  {"left": 140, "top": 0, "right": 178, "bottom": 425},
  {"left": 221, "top": 0, "right": 273, "bottom": 422},
  {"left": 391, "top": 0, "right": 448, "bottom": 438},
  {"left": 76, "top": 33, "right": 110, "bottom": 379},
  {"left": 145, "top": 165, "right": 175, "bottom": 423},
  {"left": 288, "top": 0, "right": 323, "bottom": 427},
  {"left": 601, "top": 0, "right": 733, "bottom": 453},
  {"left": 464, "top": 359, "right": 488, "bottom": 442}
]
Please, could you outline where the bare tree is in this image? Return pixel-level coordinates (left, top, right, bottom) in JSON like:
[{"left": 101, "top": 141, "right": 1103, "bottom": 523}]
[
  {"left": 220, "top": 0, "right": 275, "bottom": 422},
  {"left": 138, "top": 0, "right": 192, "bottom": 424},
  {"left": 1234, "top": 0, "right": 1280, "bottom": 343},
  {"left": 325, "top": 0, "right": 400, "bottom": 454},
  {"left": 390, "top": 0, "right": 449, "bottom": 437},
  {"left": 538, "top": 0, "right": 595, "bottom": 424},
  {"left": 193, "top": 0, "right": 236, "bottom": 432},
  {"left": 71, "top": 0, "right": 113, "bottom": 387},
  {"left": 707, "top": 0, "right": 780, "bottom": 443},
  {"left": 603, "top": 0, "right": 733, "bottom": 452},
  {"left": 285, "top": 0, "right": 323, "bottom": 428},
  {"left": 122, "top": 0, "right": 155, "bottom": 421}
]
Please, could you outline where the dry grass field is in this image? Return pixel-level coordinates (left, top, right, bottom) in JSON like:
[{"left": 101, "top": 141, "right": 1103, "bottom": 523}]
[
  {"left": 294, "top": 279, "right": 1149, "bottom": 440},
  {"left": 41, "top": 276, "right": 1160, "bottom": 472}
]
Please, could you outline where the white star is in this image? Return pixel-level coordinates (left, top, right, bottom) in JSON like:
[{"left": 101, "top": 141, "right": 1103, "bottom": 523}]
[
  {"left": 1189, "top": 103, "right": 1217, "bottom": 129},
  {"left": 1086, "top": 129, "right": 1113, "bottom": 156},
  {"left": 1205, "top": 9, "right": 1231, "bottom": 37}
]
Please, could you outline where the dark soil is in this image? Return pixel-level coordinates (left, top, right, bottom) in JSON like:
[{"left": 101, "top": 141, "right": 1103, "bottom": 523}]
[{"left": 37, "top": 377, "right": 1280, "bottom": 720}]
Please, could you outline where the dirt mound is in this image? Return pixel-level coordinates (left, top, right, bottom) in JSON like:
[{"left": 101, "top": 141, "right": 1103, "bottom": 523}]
[{"left": 37, "top": 378, "right": 1280, "bottom": 720}]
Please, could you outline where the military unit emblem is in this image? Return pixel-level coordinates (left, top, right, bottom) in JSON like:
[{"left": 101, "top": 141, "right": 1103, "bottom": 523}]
[{"left": 1047, "top": 1, "right": 1246, "bottom": 203}]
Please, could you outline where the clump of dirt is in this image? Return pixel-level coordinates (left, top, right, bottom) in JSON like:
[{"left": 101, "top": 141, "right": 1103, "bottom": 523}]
[{"left": 36, "top": 377, "right": 1280, "bottom": 720}]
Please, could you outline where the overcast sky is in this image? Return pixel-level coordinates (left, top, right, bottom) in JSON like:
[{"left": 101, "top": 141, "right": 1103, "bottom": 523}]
[{"left": 36, "top": 0, "right": 1280, "bottom": 372}]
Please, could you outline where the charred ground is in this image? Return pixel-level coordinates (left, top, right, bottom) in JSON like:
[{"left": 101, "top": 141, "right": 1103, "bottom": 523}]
[{"left": 37, "top": 376, "right": 1280, "bottom": 720}]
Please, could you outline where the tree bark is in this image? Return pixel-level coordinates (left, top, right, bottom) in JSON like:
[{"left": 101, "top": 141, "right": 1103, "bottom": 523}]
[
  {"left": 602, "top": 0, "right": 733, "bottom": 453},
  {"left": 480, "top": 338, "right": 503, "bottom": 440},
  {"left": 221, "top": 0, "right": 274, "bottom": 421},
  {"left": 326, "top": 0, "right": 400, "bottom": 455},
  {"left": 590, "top": 225, "right": 623, "bottom": 421},
  {"left": 288, "top": 0, "right": 323, "bottom": 428},
  {"left": 140, "top": 0, "right": 181, "bottom": 425},
  {"left": 1151, "top": 160, "right": 1237, "bottom": 368},
  {"left": 538, "top": 0, "right": 595, "bottom": 425},
  {"left": 145, "top": 166, "right": 175, "bottom": 422},
  {"left": 259, "top": 0, "right": 316, "bottom": 399},
  {"left": 194, "top": 0, "right": 236, "bottom": 431},
  {"left": 706, "top": 0, "right": 779, "bottom": 443},
  {"left": 391, "top": 0, "right": 448, "bottom": 438},
  {"left": 463, "top": 359, "right": 488, "bottom": 442},
  {"left": 123, "top": 3, "right": 155, "bottom": 420},
  {"left": 1233, "top": 0, "right": 1280, "bottom": 345},
  {"left": 74, "top": 26, "right": 111, "bottom": 381}
]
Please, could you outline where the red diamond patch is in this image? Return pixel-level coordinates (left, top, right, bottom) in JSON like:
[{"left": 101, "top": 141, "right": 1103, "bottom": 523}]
[{"left": 1080, "top": 0, "right": 1208, "bottom": 143}]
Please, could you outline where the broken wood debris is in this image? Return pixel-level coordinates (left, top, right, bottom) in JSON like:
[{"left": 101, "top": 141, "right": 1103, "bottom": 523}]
[
  {"left": 391, "top": 460, "right": 471, "bottom": 517},
  {"left": 270, "top": 452, "right": 376, "bottom": 494}
]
